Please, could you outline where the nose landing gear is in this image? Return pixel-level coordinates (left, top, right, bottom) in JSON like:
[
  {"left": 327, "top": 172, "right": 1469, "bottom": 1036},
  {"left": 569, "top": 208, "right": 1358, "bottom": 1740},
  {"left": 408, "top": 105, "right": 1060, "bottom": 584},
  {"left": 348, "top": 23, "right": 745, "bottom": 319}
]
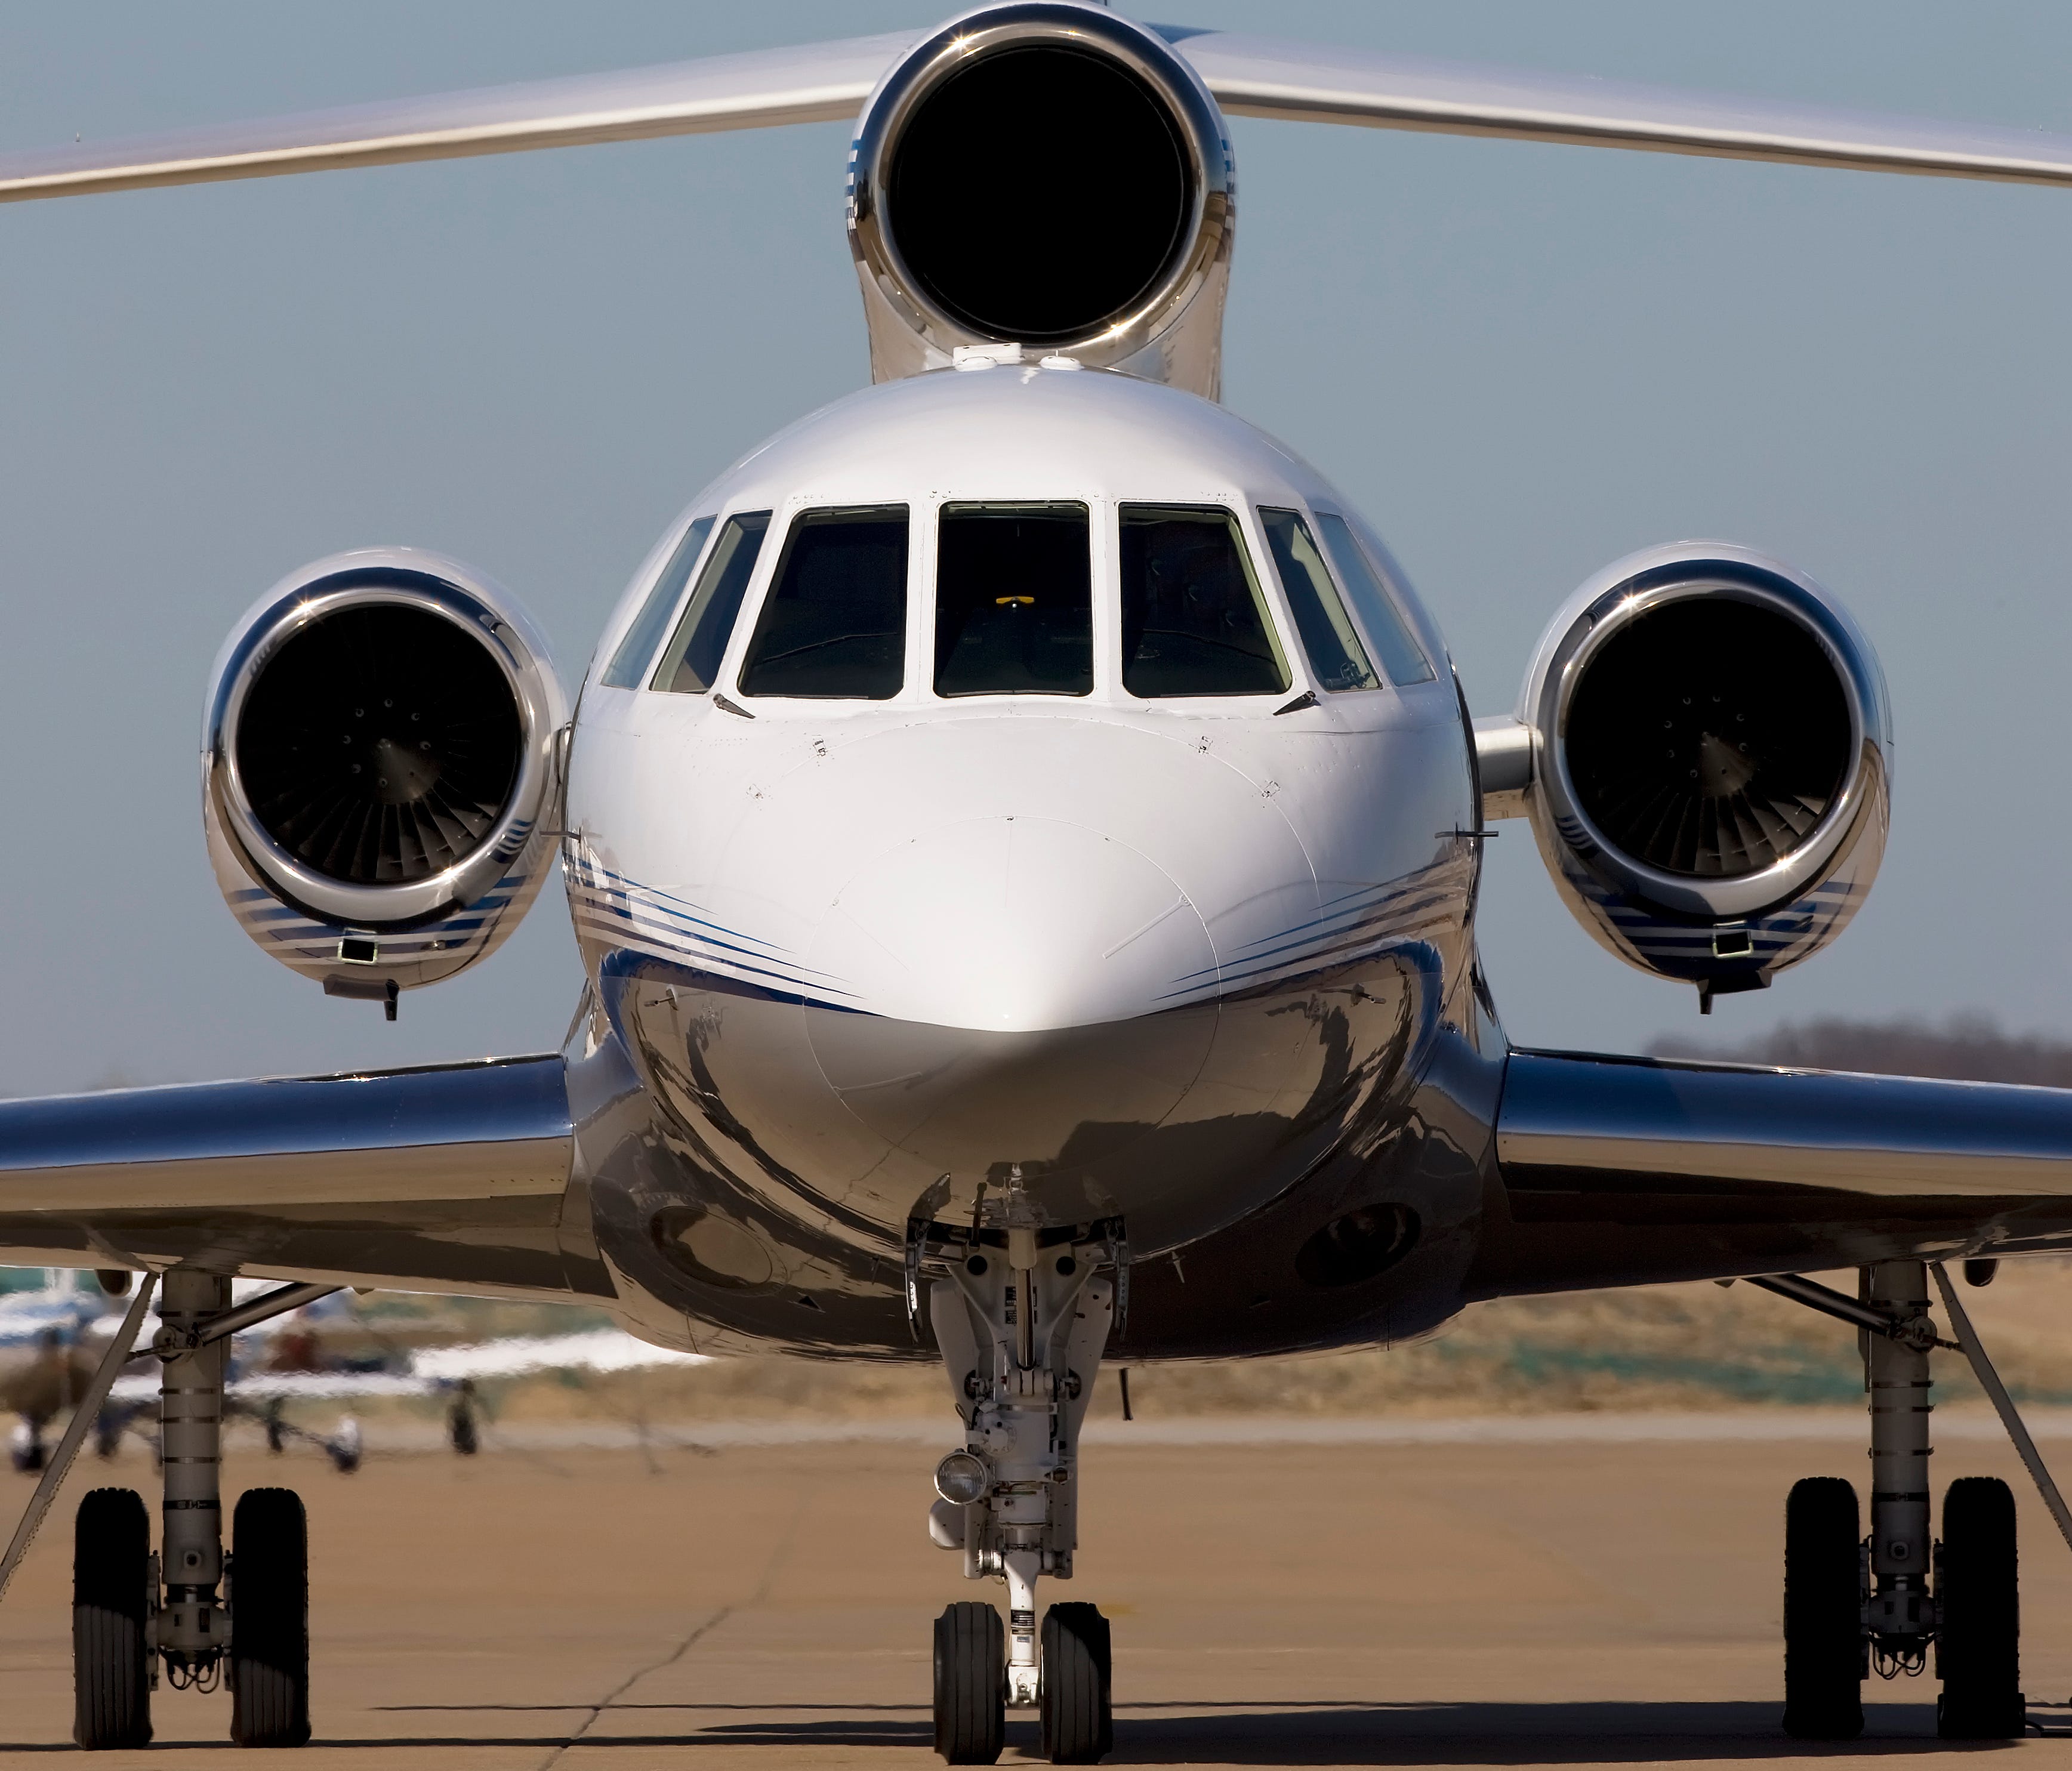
[{"left": 920, "top": 1211, "right": 1118, "bottom": 1764}]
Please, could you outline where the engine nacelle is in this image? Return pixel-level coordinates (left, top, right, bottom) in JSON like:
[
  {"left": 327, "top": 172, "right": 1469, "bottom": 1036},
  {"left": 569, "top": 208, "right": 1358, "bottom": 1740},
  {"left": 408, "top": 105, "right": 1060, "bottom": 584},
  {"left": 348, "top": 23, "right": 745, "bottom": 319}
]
[
  {"left": 1490, "top": 543, "right": 1892, "bottom": 1008},
  {"left": 203, "top": 549, "right": 568, "bottom": 1010},
  {"left": 847, "top": 1, "right": 1234, "bottom": 396}
]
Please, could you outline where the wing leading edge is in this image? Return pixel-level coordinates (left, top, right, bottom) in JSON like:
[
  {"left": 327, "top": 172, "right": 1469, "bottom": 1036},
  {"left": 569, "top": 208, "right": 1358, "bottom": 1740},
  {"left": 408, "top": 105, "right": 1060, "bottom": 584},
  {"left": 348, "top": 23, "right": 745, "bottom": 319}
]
[
  {"left": 5, "top": 26, "right": 2072, "bottom": 205},
  {"left": 0, "top": 1056, "right": 595, "bottom": 1300},
  {"left": 1478, "top": 1049, "right": 2072, "bottom": 1298}
]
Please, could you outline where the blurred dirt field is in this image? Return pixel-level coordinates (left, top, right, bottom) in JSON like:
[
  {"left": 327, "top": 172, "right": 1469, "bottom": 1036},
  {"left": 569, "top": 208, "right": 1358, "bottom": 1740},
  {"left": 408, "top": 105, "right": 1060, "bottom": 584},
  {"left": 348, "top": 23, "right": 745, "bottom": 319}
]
[
  {"left": 7, "top": 1430, "right": 2072, "bottom": 1767},
  {"left": 332, "top": 1260, "right": 2072, "bottom": 1439}
]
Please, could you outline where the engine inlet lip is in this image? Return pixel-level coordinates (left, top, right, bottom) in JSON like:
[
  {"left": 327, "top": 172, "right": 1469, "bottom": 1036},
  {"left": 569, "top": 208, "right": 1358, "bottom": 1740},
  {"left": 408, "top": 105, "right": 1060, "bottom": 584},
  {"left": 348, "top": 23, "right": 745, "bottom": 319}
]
[
  {"left": 1535, "top": 562, "right": 1883, "bottom": 922},
  {"left": 848, "top": 3, "right": 1232, "bottom": 368},
  {"left": 206, "top": 554, "right": 561, "bottom": 930}
]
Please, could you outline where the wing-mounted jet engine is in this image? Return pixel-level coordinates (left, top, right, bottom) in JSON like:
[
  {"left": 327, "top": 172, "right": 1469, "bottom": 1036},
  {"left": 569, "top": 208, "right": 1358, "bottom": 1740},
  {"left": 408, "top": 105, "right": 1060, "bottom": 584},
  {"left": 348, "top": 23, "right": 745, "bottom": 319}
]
[
  {"left": 847, "top": 2, "right": 1235, "bottom": 396},
  {"left": 202, "top": 550, "right": 567, "bottom": 1016},
  {"left": 1478, "top": 543, "right": 1891, "bottom": 1010}
]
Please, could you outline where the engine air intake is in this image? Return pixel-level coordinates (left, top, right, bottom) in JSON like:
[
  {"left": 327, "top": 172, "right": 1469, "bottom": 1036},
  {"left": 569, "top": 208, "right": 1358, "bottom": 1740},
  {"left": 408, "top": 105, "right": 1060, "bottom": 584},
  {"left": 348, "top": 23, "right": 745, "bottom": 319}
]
[
  {"left": 236, "top": 604, "right": 522, "bottom": 887},
  {"left": 849, "top": 4, "right": 1233, "bottom": 390},
  {"left": 1563, "top": 597, "right": 1854, "bottom": 880},
  {"left": 1510, "top": 544, "right": 1892, "bottom": 1001},
  {"left": 885, "top": 45, "right": 1192, "bottom": 345},
  {"left": 203, "top": 550, "right": 566, "bottom": 1000}
]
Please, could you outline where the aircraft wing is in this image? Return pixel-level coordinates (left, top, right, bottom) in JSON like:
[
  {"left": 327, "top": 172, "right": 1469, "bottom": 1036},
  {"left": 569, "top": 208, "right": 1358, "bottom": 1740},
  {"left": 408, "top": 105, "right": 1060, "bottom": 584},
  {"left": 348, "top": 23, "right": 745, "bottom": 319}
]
[
  {"left": 0, "top": 1056, "right": 593, "bottom": 1301},
  {"left": 1480, "top": 1050, "right": 2072, "bottom": 1297},
  {"left": 5, "top": 25, "right": 2072, "bottom": 205}
]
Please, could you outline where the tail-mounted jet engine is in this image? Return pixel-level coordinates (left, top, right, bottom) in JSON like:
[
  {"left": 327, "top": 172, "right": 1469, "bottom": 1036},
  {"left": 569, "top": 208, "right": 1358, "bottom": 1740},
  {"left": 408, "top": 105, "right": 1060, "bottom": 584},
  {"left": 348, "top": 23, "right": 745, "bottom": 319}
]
[
  {"left": 847, "top": 2, "right": 1235, "bottom": 396},
  {"left": 1479, "top": 544, "right": 1892, "bottom": 1011},
  {"left": 202, "top": 550, "right": 568, "bottom": 1016}
]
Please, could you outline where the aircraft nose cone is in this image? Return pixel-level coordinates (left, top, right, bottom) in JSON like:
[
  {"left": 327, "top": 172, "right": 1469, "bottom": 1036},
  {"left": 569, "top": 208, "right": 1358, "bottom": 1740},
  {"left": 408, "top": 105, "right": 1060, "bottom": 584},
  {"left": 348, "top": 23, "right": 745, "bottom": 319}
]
[
  {"left": 812, "top": 815, "right": 1212, "bottom": 1032},
  {"left": 804, "top": 816, "right": 1218, "bottom": 1176}
]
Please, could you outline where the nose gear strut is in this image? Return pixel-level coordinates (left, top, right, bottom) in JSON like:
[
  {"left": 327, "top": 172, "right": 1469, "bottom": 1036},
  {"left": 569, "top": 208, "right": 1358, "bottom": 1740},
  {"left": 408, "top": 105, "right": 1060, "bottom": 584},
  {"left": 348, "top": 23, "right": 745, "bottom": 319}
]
[{"left": 920, "top": 1204, "right": 1119, "bottom": 1764}]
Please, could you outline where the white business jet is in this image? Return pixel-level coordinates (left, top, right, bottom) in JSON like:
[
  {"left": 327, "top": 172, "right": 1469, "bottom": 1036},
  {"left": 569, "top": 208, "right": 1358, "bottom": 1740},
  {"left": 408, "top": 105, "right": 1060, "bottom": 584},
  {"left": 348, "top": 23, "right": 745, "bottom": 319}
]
[{"left": 4, "top": 4, "right": 2072, "bottom": 1757}]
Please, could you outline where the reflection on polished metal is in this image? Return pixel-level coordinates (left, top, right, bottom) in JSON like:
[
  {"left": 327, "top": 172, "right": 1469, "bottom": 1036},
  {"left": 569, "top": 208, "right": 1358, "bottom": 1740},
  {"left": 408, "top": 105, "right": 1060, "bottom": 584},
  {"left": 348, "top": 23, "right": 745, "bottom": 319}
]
[
  {"left": 158, "top": 1269, "right": 231, "bottom": 1683},
  {"left": 0, "top": 1055, "right": 569, "bottom": 1217},
  {"left": 1497, "top": 1050, "right": 2072, "bottom": 1198},
  {"left": 1864, "top": 1262, "right": 1934, "bottom": 1673}
]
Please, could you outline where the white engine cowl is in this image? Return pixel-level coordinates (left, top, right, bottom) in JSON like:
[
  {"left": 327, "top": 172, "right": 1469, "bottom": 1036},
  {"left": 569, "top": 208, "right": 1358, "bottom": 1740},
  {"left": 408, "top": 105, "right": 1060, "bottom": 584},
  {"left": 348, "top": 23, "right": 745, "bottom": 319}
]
[
  {"left": 202, "top": 549, "right": 568, "bottom": 1011},
  {"left": 1485, "top": 542, "right": 1892, "bottom": 1008},
  {"left": 847, "top": 2, "right": 1235, "bottom": 396}
]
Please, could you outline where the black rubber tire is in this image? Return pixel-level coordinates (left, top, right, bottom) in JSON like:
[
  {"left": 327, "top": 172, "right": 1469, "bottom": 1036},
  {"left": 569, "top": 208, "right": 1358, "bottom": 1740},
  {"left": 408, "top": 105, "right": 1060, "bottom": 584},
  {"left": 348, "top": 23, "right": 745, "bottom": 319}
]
[
  {"left": 1040, "top": 1603, "right": 1112, "bottom": 1764},
  {"left": 230, "top": 1487, "right": 312, "bottom": 1747},
  {"left": 1783, "top": 1476, "right": 1864, "bottom": 1741},
  {"left": 1937, "top": 1476, "right": 2024, "bottom": 1739},
  {"left": 73, "top": 1486, "right": 152, "bottom": 1750},
  {"left": 932, "top": 1600, "right": 1004, "bottom": 1765}
]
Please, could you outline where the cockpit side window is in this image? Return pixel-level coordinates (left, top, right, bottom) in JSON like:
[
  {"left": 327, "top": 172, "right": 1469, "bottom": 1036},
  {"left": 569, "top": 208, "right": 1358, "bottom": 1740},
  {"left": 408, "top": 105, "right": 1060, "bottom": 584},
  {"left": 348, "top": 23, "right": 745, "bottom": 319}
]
[
  {"left": 1314, "top": 512, "right": 1436, "bottom": 686},
  {"left": 600, "top": 516, "right": 714, "bottom": 689},
  {"left": 1118, "top": 505, "right": 1290, "bottom": 699},
  {"left": 651, "top": 510, "right": 772, "bottom": 695},
  {"left": 738, "top": 505, "right": 909, "bottom": 700},
  {"left": 1259, "top": 508, "right": 1380, "bottom": 693},
  {"left": 935, "top": 503, "right": 1092, "bottom": 698}
]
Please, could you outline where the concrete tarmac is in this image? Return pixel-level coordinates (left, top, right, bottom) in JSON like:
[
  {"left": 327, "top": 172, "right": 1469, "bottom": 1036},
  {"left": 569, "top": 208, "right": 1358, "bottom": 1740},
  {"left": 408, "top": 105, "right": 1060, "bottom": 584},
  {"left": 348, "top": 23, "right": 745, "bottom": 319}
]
[{"left": 4, "top": 1427, "right": 2072, "bottom": 1767}]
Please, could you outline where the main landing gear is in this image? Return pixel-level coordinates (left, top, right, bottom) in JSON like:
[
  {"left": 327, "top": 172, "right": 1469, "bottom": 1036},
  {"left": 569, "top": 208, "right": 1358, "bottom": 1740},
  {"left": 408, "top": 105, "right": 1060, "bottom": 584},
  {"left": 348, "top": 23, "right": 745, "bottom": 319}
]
[
  {"left": 920, "top": 1205, "right": 1119, "bottom": 1765},
  {"left": 1774, "top": 1261, "right": 2024, "bottom": 1742},
  {"left": 72, "top": 1270, "right": 316, "bottom": 1750}
]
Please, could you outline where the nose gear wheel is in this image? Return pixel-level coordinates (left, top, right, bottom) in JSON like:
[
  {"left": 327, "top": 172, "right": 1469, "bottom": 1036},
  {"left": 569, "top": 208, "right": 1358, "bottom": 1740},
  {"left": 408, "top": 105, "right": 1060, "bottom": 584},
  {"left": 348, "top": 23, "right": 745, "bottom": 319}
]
[
  {"left": 1040, "top": 1602, "right": 1114, "bottom": 1764},
  {"left": 933, "top": 1601, "right": 1006, "bottom": 1764}
]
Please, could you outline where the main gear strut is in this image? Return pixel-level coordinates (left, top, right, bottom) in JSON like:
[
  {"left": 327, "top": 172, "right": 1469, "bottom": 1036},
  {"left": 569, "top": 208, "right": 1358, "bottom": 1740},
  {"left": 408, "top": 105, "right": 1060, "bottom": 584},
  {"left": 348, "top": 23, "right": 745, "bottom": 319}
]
[
  {"left": 1758, "top": 1260, "right": 2030, "bottom": 1741},
  {"left": 0, "top": 1267, "right": 337, "bottom": 1750}
]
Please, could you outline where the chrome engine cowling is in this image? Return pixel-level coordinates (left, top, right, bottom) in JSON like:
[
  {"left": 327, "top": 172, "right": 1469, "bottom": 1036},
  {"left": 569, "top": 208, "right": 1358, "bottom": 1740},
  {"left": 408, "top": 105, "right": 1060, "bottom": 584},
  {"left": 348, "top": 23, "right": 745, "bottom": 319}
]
[
  {"left": 847, "top": 2, "right": 1234, "bottom": 395},
  {"left": 1509, "top": 543, "right": 1892, "bottom": 1005},
  {"left": 202, "top": 549, "right": 567, "bottom": 1007}
]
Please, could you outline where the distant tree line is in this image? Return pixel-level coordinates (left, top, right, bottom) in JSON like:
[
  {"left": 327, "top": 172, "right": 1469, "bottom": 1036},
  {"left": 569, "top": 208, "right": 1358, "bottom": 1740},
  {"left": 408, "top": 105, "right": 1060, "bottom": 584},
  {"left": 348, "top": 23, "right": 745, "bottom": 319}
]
[{"left": 1651, "top": 1014, "right": 2072, "bottom": 1087}]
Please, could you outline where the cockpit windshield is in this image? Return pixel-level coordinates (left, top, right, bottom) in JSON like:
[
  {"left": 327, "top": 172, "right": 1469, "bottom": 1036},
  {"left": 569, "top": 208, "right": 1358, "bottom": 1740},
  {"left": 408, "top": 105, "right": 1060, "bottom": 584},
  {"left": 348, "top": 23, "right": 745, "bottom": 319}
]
[
  {"left": 650, "top": 510, "right": 770, "bottom": 695},
  {"left": 935, "top": 503, "right": 1093, "bottom": 698},
  {"left": 1314, "top": 513, "right": 1435, "bottom": 686},
  {"left": 1259, "top": 508, "right": 1380, "bottom": 693},
  {"left": 1118, "top": 505, "right": 1290, "bottom": 698},
  {"left": 739, "top": 506, "right": 909, "bottom": 700},
  {"left": 601, "top": 515, "right": 713, "bottom": 690}
]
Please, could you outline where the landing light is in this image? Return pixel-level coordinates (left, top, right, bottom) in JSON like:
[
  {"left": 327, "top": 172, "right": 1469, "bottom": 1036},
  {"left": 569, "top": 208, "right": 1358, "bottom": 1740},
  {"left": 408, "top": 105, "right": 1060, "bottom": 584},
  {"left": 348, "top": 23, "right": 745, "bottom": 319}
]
[{"left": 934, "top": 1450, "right": 992, "bottom": 1505}]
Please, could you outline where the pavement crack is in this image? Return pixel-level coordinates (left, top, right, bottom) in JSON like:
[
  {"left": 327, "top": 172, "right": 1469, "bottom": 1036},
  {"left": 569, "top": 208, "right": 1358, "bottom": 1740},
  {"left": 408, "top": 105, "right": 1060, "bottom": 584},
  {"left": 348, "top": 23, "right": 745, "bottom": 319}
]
[
  {"left": 535, "top": 1489, "right": 811, "bottom": 1768},
  {"left": 535, "top": 1605, "right": 735, "bottom": 1770}
]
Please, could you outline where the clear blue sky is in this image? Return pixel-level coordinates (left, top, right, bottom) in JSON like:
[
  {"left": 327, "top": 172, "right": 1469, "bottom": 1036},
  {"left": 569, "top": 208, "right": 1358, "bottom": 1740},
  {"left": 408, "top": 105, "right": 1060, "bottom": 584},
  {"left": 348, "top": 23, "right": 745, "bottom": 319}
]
[{"left": 2, "top": 2, "right": 2069, "bottom": 1094}]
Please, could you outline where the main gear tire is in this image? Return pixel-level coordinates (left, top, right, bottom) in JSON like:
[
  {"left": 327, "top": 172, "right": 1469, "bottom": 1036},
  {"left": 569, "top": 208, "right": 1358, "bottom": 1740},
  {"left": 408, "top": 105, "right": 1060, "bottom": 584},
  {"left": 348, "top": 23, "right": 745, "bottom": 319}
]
[
  {"left": 73, "top": 1487, "right": 152, "bottom": 1750},
  {"left": 933, "top": 1600, "right": 1005, "bottom": 1765},
  {"left": 230, "top": 1487, "right": 312, "bottom": 1747},
  {"left": 1782, "top": 1476, "right": 1864, "bottom": 1741},
  {"left": 1937, "top": 1476, "right": 2023, "bottom": 1739},
  {"left": 1039, "top": 1602, "right": 1112, "bottom": 1764}
]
